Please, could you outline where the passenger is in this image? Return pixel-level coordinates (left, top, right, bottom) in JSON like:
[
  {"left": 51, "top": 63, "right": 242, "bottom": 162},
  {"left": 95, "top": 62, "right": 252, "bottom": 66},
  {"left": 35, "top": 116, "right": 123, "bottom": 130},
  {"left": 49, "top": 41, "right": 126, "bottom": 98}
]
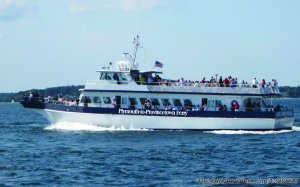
[
  {"left": 145, "top": 100, "right": 151, "bottom": 109},
  {"left": 252, "top": 78, "right": 258, "bottom": 88},
  {"left": 223, "top": 78, "right": 230, "bottom": 87},
  {"left": 210, "top": 76, "right": 216, "bottom": 87},
  {"left": 219, "top": 76, "right": 223, "bottom": 87},
  {"left": 139, "top": 76, "right": 145, "bottom": 85},
  {"left": 202, "top": 104, "right": 208, "bottom": 111},
  {"left": 230, "top": 78, "right": 235, "bottom": 88},
  {"left": 165, "top": 103, "right": 171, "bottom": 110},
  {"left": 83, "top": 97, "right": 88, "bottom": 107},
  {"left": 112, "top": 99, "right": 117, "bottom": 108},
  {"left": 271, "top": 79, "right": 275, "bottom": 88},
  {"left": 156, "top": 75, "right": 162, "bottom": 85},
  {"left": 223, "top": 105, "right": 227, "bottom": 111},
  {"left": 274, "top": 104, "right": 281, "bottom": 112},
  {"left": 147, "top": 77, "right": 153, "bottom": 85},
  {"left": 218, "top": 105, "right": 223, "bottom": 111},
  {"left": 240, "top": 80, "right": 244, "bottom": 88},
  {"left": 246, "top": 100, "right": 253, "bottom": 112},
  {"left": 231, "top": 101, "right": 239, "bottom": 112},
  {"left": 234, "top": 78, "right": 238, "bottom": 87},
  {"left": 29, "top": 92, "right": 33, "bottom": 102},
  {"left": 179, "top": 78, "right": 184, "bottom": 86},
  {"left": 261, "top": 79, "right": 266, "bottom": 88},
  {"left": 274, "top": 79, "right": 278, "bottom": 87}
]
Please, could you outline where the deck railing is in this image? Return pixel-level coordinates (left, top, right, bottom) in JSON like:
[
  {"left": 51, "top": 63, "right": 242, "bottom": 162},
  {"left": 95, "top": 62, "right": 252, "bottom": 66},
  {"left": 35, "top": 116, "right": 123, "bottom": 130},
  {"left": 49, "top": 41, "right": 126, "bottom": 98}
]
[
  {"left": 84, "top": 80, "right": 281, "bottom": 95},
  {"left": 147, "top": 84, "right": 280, "bottom": 95}
]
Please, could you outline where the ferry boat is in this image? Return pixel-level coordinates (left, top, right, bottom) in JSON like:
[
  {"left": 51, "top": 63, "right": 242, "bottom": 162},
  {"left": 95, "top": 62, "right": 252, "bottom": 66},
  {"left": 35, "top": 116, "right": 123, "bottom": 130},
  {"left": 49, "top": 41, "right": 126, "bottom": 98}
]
[{"left": 20, "top": 36, "right": 294, "bottom": 130}]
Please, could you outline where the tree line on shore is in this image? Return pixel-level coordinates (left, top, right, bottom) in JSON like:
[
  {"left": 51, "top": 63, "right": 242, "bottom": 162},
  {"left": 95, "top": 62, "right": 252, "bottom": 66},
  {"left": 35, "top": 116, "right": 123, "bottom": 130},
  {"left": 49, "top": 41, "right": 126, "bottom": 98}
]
[
  {"left": 0, "top": 85, "right": 300, "bottom": 102},
  {"left": 0, "top": 85, "right": 83, "bottom": 102}
]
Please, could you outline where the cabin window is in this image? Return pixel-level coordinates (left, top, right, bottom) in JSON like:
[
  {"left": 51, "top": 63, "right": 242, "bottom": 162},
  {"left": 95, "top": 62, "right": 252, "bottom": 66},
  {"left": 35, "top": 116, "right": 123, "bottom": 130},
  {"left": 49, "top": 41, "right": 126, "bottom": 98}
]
[
  {"left": 100, "top": 73, "right": 106, "bottom": 80},
  {"left": 173, "top": 99, "right": 182, "bottom": 107},
  {"left": 113, "top": 73, "right": 120, "bottom": 81},
  {"left": 93, "top": 96, "right": 101, "bottom": 103},
  {"left": 151, "top": 98, "right": 160, "bottom": 106},
  {"left": 216, "top": 100, "right": 223, "bottom": 107},
  {"left": 100, "top": 73, "right": 113, "bottom": 80},
  {"left": 161, "top": 99, "right": 170, "bottom": 106},
  {"left": 129, "top": 98, "right": 137, "bottom": 105},
  {"left": 80, "top": 96, "right": 91, "bottom": 103},
  {"left": 208, "top": 100, "right": 215, "bottom": 108},
  {"left": 140, "top": 98, "right": 147, "bottom": 105},
  {"left": 121, "top": 97, "right": 128, "bottom": 105},
  {"left": 103, "top": 97, "right": 111, "bottom": 104},
  {"left": 184, "top": 99, "right": 193, "bottom": 107},
  {"left": 106, "top": 73, "right": 112, "bottom": 80},
  {"left": 119, "top": 73, "right": 127, "bottom": 81},
  {"left": 202, "top": 98, "right": 208, "bottom": 106}
]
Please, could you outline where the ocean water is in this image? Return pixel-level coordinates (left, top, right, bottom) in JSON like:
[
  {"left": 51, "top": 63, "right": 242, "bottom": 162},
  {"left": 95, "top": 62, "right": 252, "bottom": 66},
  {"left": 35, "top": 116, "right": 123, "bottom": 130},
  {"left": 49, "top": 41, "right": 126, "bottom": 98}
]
[{"left": 0, "top": 100, "right": 300, "bottom": 186}]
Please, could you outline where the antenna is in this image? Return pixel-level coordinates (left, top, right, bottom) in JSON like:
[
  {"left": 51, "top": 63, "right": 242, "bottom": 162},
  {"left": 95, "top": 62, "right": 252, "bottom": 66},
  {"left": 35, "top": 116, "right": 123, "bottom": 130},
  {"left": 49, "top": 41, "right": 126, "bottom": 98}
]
[{"left": 132, "top": 35, "right": 140, "bottom": 69}]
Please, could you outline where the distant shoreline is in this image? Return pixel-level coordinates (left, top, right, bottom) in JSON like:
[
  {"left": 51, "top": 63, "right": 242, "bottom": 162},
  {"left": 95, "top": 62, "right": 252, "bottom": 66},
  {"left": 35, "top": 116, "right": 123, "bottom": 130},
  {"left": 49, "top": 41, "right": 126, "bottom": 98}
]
[{"left": 0, "top": 85, "right": 299, "bottom": 102}]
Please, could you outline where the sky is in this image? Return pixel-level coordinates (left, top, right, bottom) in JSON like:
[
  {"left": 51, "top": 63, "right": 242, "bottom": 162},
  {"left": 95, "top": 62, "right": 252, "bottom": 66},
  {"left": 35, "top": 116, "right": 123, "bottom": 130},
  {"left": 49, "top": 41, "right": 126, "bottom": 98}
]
[{"left": 0, "top": 0, "right": 299, "bottom": 93}]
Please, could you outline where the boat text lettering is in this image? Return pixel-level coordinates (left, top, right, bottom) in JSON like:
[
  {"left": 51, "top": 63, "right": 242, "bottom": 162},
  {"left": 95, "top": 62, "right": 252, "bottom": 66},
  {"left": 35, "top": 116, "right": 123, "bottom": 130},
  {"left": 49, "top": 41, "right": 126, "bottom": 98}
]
[{"left": 118, "top": 109, "right": 188, "bottom": 117}]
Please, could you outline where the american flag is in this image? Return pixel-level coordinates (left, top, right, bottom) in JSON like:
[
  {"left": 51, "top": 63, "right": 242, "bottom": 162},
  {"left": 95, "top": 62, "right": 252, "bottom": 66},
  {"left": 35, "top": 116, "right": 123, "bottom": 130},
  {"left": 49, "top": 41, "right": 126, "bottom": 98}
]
[{"left": 154, "top": 61, "right": 163, "bottom": 68}]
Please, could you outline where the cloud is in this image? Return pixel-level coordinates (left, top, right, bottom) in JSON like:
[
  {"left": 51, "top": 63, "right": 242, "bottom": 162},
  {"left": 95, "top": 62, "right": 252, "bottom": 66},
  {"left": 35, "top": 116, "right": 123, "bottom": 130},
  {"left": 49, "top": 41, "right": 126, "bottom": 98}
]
[
  {"left": 105, "top": 0, "right": 164, "bottom": 11},
  {"left": 0, "top": 0, "right": 36, "bottom": 21},
  {"left": 66, "top": 0, "right": 165, "bottom": 14},
  {"left": 67, "top": 0, "right": 93, "bottom": 14}
]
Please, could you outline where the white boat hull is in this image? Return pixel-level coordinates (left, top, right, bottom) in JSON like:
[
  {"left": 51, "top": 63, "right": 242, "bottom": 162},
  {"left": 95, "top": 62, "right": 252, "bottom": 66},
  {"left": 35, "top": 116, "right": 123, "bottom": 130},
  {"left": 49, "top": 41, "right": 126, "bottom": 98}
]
[{"left": 33, "top": 109, "right": 294, "bottom": 130}]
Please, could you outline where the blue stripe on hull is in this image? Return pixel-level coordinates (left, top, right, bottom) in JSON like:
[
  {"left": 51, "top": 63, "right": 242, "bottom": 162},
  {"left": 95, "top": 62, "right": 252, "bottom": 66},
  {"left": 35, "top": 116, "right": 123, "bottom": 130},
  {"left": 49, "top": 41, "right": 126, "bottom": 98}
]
[{"left": 43, "top": 103, "right": 278, "bottom": 119}]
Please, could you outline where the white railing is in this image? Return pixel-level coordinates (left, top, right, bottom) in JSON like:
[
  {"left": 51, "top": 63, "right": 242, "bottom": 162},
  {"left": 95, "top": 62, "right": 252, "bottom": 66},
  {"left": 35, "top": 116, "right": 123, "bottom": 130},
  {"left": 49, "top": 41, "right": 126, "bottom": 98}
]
[
  {"left": 83, "top": 80, "right": 281, "bottom": 95},
  {"left": 147, "top": 83, "right": 281, "bottom": 95}
]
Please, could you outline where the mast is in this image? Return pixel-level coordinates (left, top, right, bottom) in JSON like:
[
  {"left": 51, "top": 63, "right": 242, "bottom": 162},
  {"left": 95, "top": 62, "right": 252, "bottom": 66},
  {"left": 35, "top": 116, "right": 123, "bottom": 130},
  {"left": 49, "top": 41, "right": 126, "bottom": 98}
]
[{"left": 131, "top": 35, "right": 140, "bottom": 69}]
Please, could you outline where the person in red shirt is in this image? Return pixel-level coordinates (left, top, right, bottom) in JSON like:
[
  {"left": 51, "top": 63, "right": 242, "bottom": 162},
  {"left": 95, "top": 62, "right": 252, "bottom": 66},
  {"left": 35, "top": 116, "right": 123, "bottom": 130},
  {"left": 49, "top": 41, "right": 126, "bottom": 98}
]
[{"left": 261, "top": 79, "right": 266, "bottom": 88}]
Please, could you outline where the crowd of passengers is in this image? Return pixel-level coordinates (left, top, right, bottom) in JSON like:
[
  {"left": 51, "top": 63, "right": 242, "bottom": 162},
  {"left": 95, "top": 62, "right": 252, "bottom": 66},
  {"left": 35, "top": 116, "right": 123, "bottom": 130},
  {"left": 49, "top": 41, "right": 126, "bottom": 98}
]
[
  {"left": 112, "top": 98, "right": 281, "bottom": 112},
  {"left": 135, "top": 74, "right": 279, "bottom": 89}
]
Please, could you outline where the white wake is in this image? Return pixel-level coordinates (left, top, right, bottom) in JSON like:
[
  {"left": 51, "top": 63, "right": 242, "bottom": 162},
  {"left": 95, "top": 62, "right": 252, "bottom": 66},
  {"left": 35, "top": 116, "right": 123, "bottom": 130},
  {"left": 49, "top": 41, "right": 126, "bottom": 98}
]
[
  {"left": 44, "top": 122, "right": 150, "bottom": 132},
  {"left": 205, "top": 126, "right": 300, "bottom": 135}
]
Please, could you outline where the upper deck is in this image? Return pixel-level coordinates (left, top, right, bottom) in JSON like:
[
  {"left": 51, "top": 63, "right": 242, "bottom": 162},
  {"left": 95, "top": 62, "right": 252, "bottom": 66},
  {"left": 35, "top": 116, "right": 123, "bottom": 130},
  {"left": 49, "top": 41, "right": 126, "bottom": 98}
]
[{"left": 82, "top": 78, "right": 281, "bottom": 96}]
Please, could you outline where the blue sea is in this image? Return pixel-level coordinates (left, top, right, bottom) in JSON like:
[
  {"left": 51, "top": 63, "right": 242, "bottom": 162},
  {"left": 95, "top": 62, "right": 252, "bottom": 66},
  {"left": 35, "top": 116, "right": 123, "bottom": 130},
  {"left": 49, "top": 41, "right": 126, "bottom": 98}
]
[{"left": 0, "top": 99, "right": 300, "bottom": 186}]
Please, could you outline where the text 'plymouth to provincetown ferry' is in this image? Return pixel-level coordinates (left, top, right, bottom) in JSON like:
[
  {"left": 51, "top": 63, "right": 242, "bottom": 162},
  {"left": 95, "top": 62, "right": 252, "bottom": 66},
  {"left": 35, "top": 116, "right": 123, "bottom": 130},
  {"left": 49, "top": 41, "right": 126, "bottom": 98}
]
[{"left": 21, "top": 36, "right": 294, "bottom": 130}]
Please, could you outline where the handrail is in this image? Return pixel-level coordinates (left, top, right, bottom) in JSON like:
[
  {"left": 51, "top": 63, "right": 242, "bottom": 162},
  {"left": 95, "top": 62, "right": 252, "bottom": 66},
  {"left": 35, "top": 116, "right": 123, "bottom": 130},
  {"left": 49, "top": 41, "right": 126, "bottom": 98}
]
[
  {"left": 84, "top": 80, "right": 281, "bottom": 94},
  {"left": 86, "top": 80, "right": 279, "bottom": 89}
]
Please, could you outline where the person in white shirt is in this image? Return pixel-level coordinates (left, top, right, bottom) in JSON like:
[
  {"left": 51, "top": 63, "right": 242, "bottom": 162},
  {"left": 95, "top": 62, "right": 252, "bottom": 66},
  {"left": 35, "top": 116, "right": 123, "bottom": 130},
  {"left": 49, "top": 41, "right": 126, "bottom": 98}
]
[{"left": 252, "top": 78, "right": 258, "bottom": 88}]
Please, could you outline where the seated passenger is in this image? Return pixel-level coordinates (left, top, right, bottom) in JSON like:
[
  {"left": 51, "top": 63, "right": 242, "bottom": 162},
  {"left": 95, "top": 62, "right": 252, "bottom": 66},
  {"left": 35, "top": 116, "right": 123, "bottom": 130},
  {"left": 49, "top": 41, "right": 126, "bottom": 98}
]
[
  {"left": 231, "top": 101, "right": 239, "bottom": 112},
  {"left": 246, "top": 100, "right": 253, "bottom": 112},
  {"left": 165, "top": 103, "right": 171, "bottom": 110},
  {"left": 274, "top": 104, "right": 281, "bottom": 112},
  {"left": 145, "top": 100, "right": 151, "bottom": 109},
  {"left": 147, "top": 77, "right": 153, "bottom": 85},
  {"left": 223, "top": 105, "right": 227, "bottom": 111}
]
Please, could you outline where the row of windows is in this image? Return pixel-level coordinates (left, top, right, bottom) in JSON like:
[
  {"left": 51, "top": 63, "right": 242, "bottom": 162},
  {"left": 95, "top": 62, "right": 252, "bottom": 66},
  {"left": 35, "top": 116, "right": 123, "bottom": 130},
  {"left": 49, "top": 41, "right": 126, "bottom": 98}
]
[
  {"left": 81, "top": 95, "right": 223, "bottom": 107},
  {"left": 100, "top": 73, "right": 127, "bottom": 81}
]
